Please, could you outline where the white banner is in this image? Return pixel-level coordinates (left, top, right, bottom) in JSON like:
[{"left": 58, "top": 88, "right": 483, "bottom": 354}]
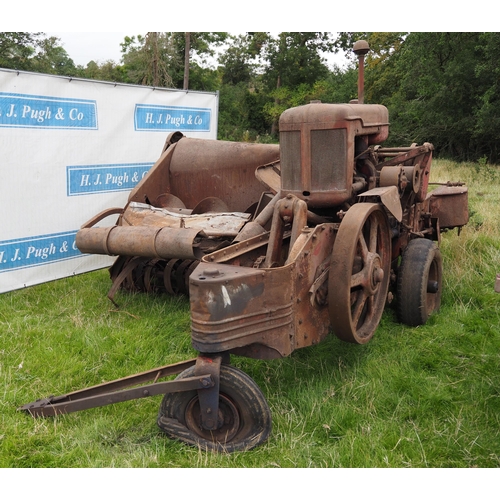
[{"left": 0, "top": 69, "right": 218, "bottom": 293}]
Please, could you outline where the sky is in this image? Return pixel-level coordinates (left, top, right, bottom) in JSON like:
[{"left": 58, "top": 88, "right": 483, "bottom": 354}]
[{"left": 46, "top": 32, "right": 132, "bottom": 66}]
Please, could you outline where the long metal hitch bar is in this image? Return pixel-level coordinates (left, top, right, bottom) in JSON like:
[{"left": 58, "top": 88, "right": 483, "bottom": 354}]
[{"left": 19, "top": 358, "right": 211, "bottom": 418}]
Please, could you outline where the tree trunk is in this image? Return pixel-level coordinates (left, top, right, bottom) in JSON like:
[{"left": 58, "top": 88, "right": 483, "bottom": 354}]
[
  {"left": 271, "top": 74, "right": 281, "bottom": 136},
  {"left": 183, "top": 32, "right": 190, "bottom": 90},
  {"left": 150, "top": 32, "right": 159, "bottom": 87}
]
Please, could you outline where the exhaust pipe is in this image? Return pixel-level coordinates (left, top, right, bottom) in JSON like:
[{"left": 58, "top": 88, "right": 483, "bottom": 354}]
[{"left": 353, "top": 40, "right": 370, "bottom": 104}]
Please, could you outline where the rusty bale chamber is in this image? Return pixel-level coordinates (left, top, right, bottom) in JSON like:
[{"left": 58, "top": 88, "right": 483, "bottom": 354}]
[
  {"left": 76, "top": 136, "right": 280, "bottom": 262},
  {"left": 130, "top": 135, "right": 279, "bottom": 213}
]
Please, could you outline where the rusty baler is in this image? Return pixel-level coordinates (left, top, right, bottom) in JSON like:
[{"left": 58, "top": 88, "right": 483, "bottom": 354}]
[{"left": 20, "top": 41, "right": 469, "bottom": 452}]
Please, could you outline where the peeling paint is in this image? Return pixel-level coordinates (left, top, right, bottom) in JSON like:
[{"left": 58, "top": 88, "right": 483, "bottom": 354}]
[{"left": 221, "top": 286, "right": 231, "bottom": 307}]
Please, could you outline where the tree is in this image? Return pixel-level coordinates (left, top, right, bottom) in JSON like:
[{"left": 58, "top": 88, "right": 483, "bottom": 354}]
[
  {"left": 216, "top": 34, "right": 273, "bottom": 140},
  {"left": 183, "top": 32, "right": 191, "bottom": 90},
  {"left": 80, "top": 59, "right": 126, "bottom": 83},
  {"left": 31, "top": 36, "right": 76, "bottom": 76},
  {"left": 121, "top": 33, "right": 177, "bottom": 87},
  {"left": 384, "top": 33, "right": 487, "bottom": 158},
  {"left": 246, "top": 32, "right": 335, "bottom": 134},
  {"left": 121, "top": 32, "right": 228, "bottom": 90},
  {"left": 0, "top": 33, "right": 81, "bottom": 77},
  {"left": 0, "top": 32, "right": 42, "bottom": 70},
  {"left": 473, "top": 32, "right": 500, "bottom": 161},
  {"left": 251, "top": 32, "right": 334, "bottom": 91},
  {"left": 168, "top": 32, "right": 228, "bottom": 89},
  {"left": 218, "top": 34, "right": 258, "bottom": 86}
]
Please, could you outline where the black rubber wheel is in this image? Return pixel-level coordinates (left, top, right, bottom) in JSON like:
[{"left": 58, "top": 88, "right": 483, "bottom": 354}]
[
  {"left": 397, "top": 238, "right": 443, "bottom": 326},
  {"left": 158, "top": 365, "right": 271, "bottom": 452}
]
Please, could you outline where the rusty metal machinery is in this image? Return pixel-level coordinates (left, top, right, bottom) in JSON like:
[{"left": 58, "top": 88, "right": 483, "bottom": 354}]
[
  {"left": 21, "top": 41, "right": 469, "bottom": 453},
  {"left": 74, "top": 134, "right": 281, "bottom": 303}
]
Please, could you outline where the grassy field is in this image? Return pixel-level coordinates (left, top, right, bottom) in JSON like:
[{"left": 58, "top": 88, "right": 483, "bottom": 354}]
[{"left": 0, "top": 159, "right": 499, "bottom": 469}]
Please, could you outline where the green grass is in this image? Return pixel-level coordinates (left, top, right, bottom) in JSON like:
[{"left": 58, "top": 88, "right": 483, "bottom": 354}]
[{"left": 1, "top": 159, "right": 499, "bottom": 468}]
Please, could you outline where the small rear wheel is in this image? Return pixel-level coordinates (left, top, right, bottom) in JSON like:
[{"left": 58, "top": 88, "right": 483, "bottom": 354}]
[
  {"left": 397, "top": 238, "right": 442, "bottom": 326},
  {"left": 158, "top": 365, "right": 271, "bottom": 452}
]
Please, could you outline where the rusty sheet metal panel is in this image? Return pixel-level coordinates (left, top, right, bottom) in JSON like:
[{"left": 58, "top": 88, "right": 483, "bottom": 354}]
[
  {"left": 279, "top": 103, "right": 389, "bottom": 141},
  {"left": 190, "top": 262, "right": 294, "bottom": 358},
  {"left": 128, "top": 142, "right": 177, "bottom": 206},
  {"left": 122, "top": 202, "right": 251, "bottom": 237},
  {"left": 169, "top": 138, "right": 280, "bottom": 212},
  {"left": 428, "top": 185, "right": 469, "bottom": 229},
  {"left": 357, "top": 186, "right": 402, "bottom": 222},
  {"left": 189, "top": 222, "right": 338, "bottom": 358},
  {"left": 128, "top": 136, "right": 279, "bottom": 213},
  {"left": 290, "top": 224, "right": 337, "bottom": 350}
]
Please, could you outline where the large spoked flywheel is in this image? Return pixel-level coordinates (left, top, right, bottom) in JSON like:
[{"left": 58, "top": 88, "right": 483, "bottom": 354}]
[{"left": 329, "top": 203, "right": 391, "bottom": 344}]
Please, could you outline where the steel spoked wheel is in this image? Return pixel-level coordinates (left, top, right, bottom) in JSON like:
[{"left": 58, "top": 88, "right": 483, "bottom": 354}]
[
  {"left": 158, "top": 365, "right": 271, "bottom": 452},
  {"left": 397, "top": 238, "right": 442, "bottom": 326},
  {"left": 329, "top": 203, "right": 391, "bottom": 344}
]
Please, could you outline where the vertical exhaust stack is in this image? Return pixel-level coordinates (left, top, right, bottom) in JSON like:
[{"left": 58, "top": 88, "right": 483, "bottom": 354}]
[{"left": 353, "top": 40, "right": 370, "bottom": 104}]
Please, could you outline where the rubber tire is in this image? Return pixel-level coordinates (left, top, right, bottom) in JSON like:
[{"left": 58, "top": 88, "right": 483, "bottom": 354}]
[
  {"left": 397, "top": 238, "right": 443, "bottom": 326},
  {"left": 158, "top": 364, "right": 271, "bottom": 452}
]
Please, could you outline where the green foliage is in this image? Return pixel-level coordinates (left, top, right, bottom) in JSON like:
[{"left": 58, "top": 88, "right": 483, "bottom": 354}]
[
  {"left": 248, "top": 32, "right": 334, "bottom": 92},
  {"left": 218, "top": 34, "right": 258, "bottom": 86},
  {"left": 0, "top": 32, "right": 41, "bottom": 70},
  {"left": 371, "top": 33, "right": 500, "bottom": 161},
  {"left": 388, "top": 33, "right": 481, "bottom": 154},
  {"left": 321, "top": 66, "right": 358, "bottom": 103},
  {"left": 118, "top": 32, "right": 228, "bottom": 90},
  {"left": 80, "top": 59, "right": 127, "bottom": 83},
  {"left": 0, "top": 32, "right": 78, "bottom": 76},
  {"left": 185, "top": 62, "right": 221, "bottom": 92},
  {"left": 472, "top": 33, "right": 500, "bottom": 161},
  {"left": 182, "top": 32, "right": 229, "bottom": 61},
  {"left": 30, "top": 36, "right": 77, "bottom": 76},
  {"left": 120, "top": 33, "right": 177, "bottom": 87},
  {"left": 335, "top": 32, "right": 407, "bottom": 65},
  {"left": 263, "top": 83, "right": 316, "bottom": 123},
  {"left": 217, "top": 82, "right": 273, "bottom": 141}
]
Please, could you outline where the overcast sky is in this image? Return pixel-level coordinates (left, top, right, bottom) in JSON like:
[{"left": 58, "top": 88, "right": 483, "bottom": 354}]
[{"left": 47, "top": 32, "right": 133, "bottom": 66}]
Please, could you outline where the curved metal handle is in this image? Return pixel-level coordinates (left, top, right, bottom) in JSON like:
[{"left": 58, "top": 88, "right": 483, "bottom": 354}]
[{"left": 80, "top": 207, "right": 124, "bottom": 229}]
